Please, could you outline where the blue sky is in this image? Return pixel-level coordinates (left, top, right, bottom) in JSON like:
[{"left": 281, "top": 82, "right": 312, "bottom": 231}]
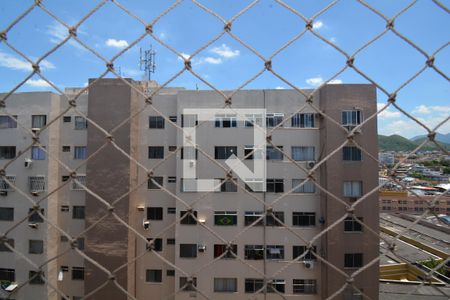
[{"left": 0, "top": 0, "right": 448, "bottom": 138}]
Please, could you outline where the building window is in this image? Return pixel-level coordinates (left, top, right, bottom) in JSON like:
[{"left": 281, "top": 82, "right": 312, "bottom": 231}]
[
  {"left": 266, "top": 113, "right": 284, "bottom": 127},
  {"left": 217, "top": 179, "right": 237, "bottom": 192},
  {"left": 168, "top": 145, "right": 177, "bottom": 152},
  {"left": 169, "top": 115, "right": 177, "bottom": 123},
  {"left": 29, "top": 271, "right": 45, "bottom": 284},
  {"left": 266, "top": 146, "right": 283, "bottom": 160},
  {"left": 167, "top": 207, "right": 176, "bottom": 214},
  {"left": 146, "top": 238, "right": 163, "bottom": 251},
  {"left": 244, "top": 211, "right": 264, "bottom": 226},
  {"left": 166, "top": 269, "right": 175, "bottom": 276},
  {"left": 214, "top": 244, "right": 237, "bottom": 259},
  {"left": 62, "top": 145, "right": 71, "bottom": 152},
  {"left": 29, "top": 240, "right": 44, "bottom": 254},
  {"left": 72, "top": 206, "right": 85, "bottom": 219},
  {"left": 344, "top": 217, "right": 363, "bottom": 232},
  {"left": 148, "top": 146, "right": 164, "bottom": 159},
  {"left": 215, "top": 114, "right": 237, "bottom": 128},
  {"left": 74, "top": 146, "right": 87, "bottom": 159},
  {"left": 167, "top": 238, "right": 175, "bottom": 245},
  {"left": 72, "top": 267, "right": 85, "bottom": 280},
  {"left": 148, "top": 177, "right": 163, "bottom": 189},
  {"left": 266, "top": 245, "right": 284, "bottom": 259},
  {"left": 71, "top": 175, "right": 86, "bottom": 190},
  {"left": 0, "top": 268, "right": 15, "bottom": 282},
  {"left": 28, "top": 208, "right": 44, "bottom": 223},
  {"left": 0, "top": 115, "right": 17, "bottom": 129},
  {"left": 31, "top": 115, "right": 47, "bottom": 129},
  {"left": 214, "top": 211, "right": 237, "bottom": 226},
  {"left": 0, "top": 175, "right": 15, "bottom": 192},
  {"left": 146, "top": 269, "right": 162, "bottom": 282},
  {"left": 74, "top": 116, "right": 87, "bottom": 129},
  {"left": 292, "top": 179, "right": 315, "bottom": 193},
  {"left": 168, "top": 176, "right": 176, "bottom": 183},
  {"left": 215, "top": 146, "right": 237, "bottom": 159},
  {"left": 293, "top": 279, "right": 317, "bottom": 294},
  {"left": 244, "top": 179, "right": 264, "bottom": 192},
  {"left": 0, "top": 146, "right": 16, "bottom": 159},
  {"left": 292, "top": 146, "right": 315, "bottom": 161},
  {"left": 180, "top": 211, "right": 197, "bottom": 225},
  {"left": 179, "top": 277, "right": 197, "bottom": 291},
  {"left": 149, "top": 116, "right": 165, "bottom": 129},
  {"left": 244, "top": 245, "right": 264, "bottom": 260},
  {"left": 61, "top": 204, "right": 69, "bottom": 211},
  {"left": 63, "top": 116, "right": 71, "bottom": 123},
  {"left": 181, "top": 114, "right": 197, "bottom": 127},
  {"left": 343, "top": 181, "right": 362, "bottom": 198},
  {"left": 29, "top": 176, "right": 46, "bottom": 193},
  {"left": 244, "top": 145, "right": 263, "bottom": 160},
  {"left": 180, "top": 147, "right": 198, "bottom": 160},
  {"left": 342, "top": 110, "right": 362, "bottom": 129},
  {"left": 180, "top": 244, "right": 197, "bottom": 258},
  {"left": 147, "top": 207, "right": 163, "bottom": 220},
  {"left": 343, "top": 146, "right": 362, "bottom": 161},
  {"left": 0, "top": 239, "right": 14, "bottom": 252},
  {"left": 293, "top": 212, "right": 316, "bottom": 227},
  {"left": 293, "top": 246, "right": 317, "bottom": 260},
  {"left": 214, "top": 278, "right": 237, "bottom": 292},
  {"left": 267, "top": 279, "right": 285, "bottom": 293},
  {"left": 245, "top": 113, "right": 263, "bottom": 127},
  {"left": 0, "top": 207, "right": 14, "bottom": 221},
  {"left": 291, "top": 113, "right": 315, "bottom": 128},
  {"left": 245, "top": 278, "right": 264, "bottom": 293},
  {"left": 266, "top": 211, "right": 284, "bottom": 226},
  {"left": 345, "top": 253, "right": 363, "bottom": 269},
  {"left": 60, "top": 235, "right": 69, "bottom": 242},
  {"left": 266, "top": 179, "right": 284, "bottom": 193}
]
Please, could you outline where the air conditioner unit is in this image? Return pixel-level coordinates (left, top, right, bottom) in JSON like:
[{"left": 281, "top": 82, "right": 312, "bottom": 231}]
[
  {"left": 189, "top": 160, "right": 195, "bottom": 167},
  {"left": 198, "top": 244, "right": 206, "bottom": 252},
  {"left": 28, "top": 223, "right": 39, "bottom": 229},
  {"left": 303, "top": 260, "right": 315, "bottom": 269},
  {"left": 0, "top": 191, "right": 7, "bottom": 196},
  {"left": 24, "top": 158, "right": 33, "bottom": 168},
  {"left": 306, "top": 161, "right": 316, "bottom": 169},
  {"left": 143, "top": 219, "right": 150, "bottom": 230},
  {"left": 31, "top": 128, "right": 41, "bottom": 134}
]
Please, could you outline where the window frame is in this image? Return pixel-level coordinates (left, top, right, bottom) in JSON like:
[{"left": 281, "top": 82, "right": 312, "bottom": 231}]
[
  {"left": 344, "top": 253, "right": 363, "bottom": 268},
  {"left": 0, "top": 115, "right": 17, "bottom": 129},
  {"left": 148, "top": 116, "right": 165, "bottom": 129},
  {"left": 292, "top": 212, "right": 316, "bottom": 227},
  {"left": 291, "top": 113, "right": 315, "bottom": 128},
  {"left": 148, "top": 146, "right": 164, "bottom": 159},
  {"left": 215, "top": 146, "right": 237, "bottom": 159},
  {"left": 146, "top": 269, "right": 163, "bottom": 282},
  {"left": 343, "top": 146, "right": 362, "bottom": 161},
  {"left": 179, "top": 244, "right": 197, "bottom": 258}
]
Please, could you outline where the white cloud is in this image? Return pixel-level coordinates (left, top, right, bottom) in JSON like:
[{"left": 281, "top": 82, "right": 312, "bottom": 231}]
[
  {"left": 26, "top": 79, "right": 51, "bottom": 88},
  {"left": 159, "top": 32, "right": 166, "bottom": 40},
  {"left": 412, "top": 105, "right": 431, "bottom": 114},
  {"left": 306, "top": 76, "right": 323, "bottom": 87},
  {"left": 105, "top": 38, "right": 129, "bottom": 49},
  {"left": 330, "top": 37, "right": 337, "bottom": 43},
  {"left": 328, "top": 79, "right": 343, "bottom": 84},
  {"left": 0, "top": 51, "right": 55, "bottom": 72},
  {"left": 313, "top": 20, "right": 324, "bottom": 29},
  {"left": 47, "top": 22, "right": 85, "bottom": 50},
  {"left": 210, "top": 44, "right": 240, "bottom": 58},
  {"left": 377, "top": 103, "right": 401, "bottom": 119},
  {"left": 202, "top": 57, "right": 222, "bottom": 64},
  {"left": 412, "top": 104, "right": 450, "bottom": 115},
  {"left": 178, "top": 52, "right": 190, "bottom": 61},
  {"left": 275, "top": 86, "right": 285, "bottom": 90}
]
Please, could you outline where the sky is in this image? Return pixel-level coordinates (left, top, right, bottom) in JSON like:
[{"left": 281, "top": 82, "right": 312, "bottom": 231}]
[{"left": 0, "top": 0, "right": 448, "bottom": 138}]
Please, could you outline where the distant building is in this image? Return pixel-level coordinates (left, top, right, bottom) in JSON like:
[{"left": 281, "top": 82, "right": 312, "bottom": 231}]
[
  {"left": 379, "top": 190, "right": 450, "bottom": 214},
  {"left": 379, "top": 152, "right": 395, "bottom": 165}
]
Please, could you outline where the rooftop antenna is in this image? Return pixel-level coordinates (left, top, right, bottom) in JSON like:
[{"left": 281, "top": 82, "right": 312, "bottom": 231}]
[{"left": 139, "top": 45, "right": 156, "bottom": 80}]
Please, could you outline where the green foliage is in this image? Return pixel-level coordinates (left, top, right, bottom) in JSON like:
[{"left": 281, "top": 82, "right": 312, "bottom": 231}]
[
  {"left": 420, "top": 257, "right": 448, "bottom": 277},
  {"left": 378, "top": 135, "right": 450, "bottom": 152}
]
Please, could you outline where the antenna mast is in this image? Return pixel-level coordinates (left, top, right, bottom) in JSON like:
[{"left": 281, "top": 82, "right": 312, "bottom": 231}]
[{"left": 139, "top": 45, "right": 156, "bottom": 80}]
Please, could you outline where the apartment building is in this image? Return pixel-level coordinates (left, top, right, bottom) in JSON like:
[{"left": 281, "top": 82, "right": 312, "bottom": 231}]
[
  {"left": 380, "top": 190, "right": 450, "bottom": 214},
  {"left": 0, "top": 79, "right": 378, "bottom": 299}
]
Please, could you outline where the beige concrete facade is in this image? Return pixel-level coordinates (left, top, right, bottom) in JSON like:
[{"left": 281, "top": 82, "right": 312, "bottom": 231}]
[{"left": 0, "top": 80, "right": 378, "bottom": 299}]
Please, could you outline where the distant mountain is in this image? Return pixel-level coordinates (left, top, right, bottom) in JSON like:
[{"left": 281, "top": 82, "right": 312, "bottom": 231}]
[
  {"left": 378, "top": 134, "right": 450, "bottom": 152},
  {"left": 411, "top": 133, "right": 450, "bottom": 144}
]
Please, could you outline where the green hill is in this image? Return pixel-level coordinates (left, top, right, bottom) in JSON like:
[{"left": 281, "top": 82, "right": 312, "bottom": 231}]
[{"left": 378, "top": 134, "right": 450, "bottom": 152}]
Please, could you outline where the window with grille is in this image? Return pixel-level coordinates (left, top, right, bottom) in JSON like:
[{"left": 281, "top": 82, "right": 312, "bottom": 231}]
[
  {"left": 266, "top": 179, "right": 284, "bottom": 193},
  {"left": 31, "top": 115, "right": 47, "bottom": 129},
  {"left": 215, "top": 146, "right": 237, "bottom": 159},
  {"left": 74, "top": 146, "right": 87, "bottom": 159},
  {"left": 167, "top": 207, "right": 176, "bottom": 214},
  {"left": 147, "top": 207, "right": 163, "bottom": 220},
  {"left": 29, "top": 176, "right": 46, "bottom": 193},
  {"left": 148, "top": 176, "right": 163, "bottom": 189},
  {"left": 244, "top": 211, "right": 264, "bottom": 226},
  {"left": 28, "top": 208, "right": 44, "bottom": 223},
  {"left": 244, "top": 245, "right": 264, "bottom": 260},
  {"left": 149, "top": 116, "right": 165, "bottom": 128},
  {"left": 31, "top": 146, "right": 46, "bottom": 160},
  {"left": 292, "top": 146, "right": 315, "bottom": 161},
  {"left": 292, "top": 212, "right": 316, "bottom": 227},
  {"left": 166, "top": 269, "right": 175, "bottom": 276},
  {"left": 344, "top": 217, "right": 363, "bottom": 232},
  {"left": 62, "top": 145, "right": 70, "bottom": 152},
  {"left": 292, "top": 179, "right": 315, "bottom": 193},
  {"left": 244, "top": 278, "right": 263, "bottom": 293},
  {"left": 74, "top": 116, "right": 87, "bottom": 129},
  {"left": 293, "top": 246, "right": 317, "bottom": 260},
  {"left": 146, "top": 238, "right": 163, "bottom": 251},
  {"left": 244, "top": 145, "right": 263, "bottom": 160},
  {"left": 266, "top": 113, "right": 284, "bottom": 127},
  {"left": 168, "top": 176, "right": 176, "bottom": 183},
  {"left": 0, "top": 239, "right": 14, "bottom": 252},
  {"left": 0, "top": 268, "right": 15, "bottom": 282},
  {"left": 343, "top": 146, "right": 362, "bottom": 161},
  {"left": 343, "top": 181, "right": 362, "bottom": 198},
  {"left": 71, "top": 175, "right": 86, "bottom": 190},
  {"left": 266, "top": 245, "right": 284, "bottom": 260},
  {"left": 215, "top": 114, "right": 237, "bottom": 128},
  {"left": 266, "top": 211, "right": 284, "bottom": 226},
  {"left": 148, "top": 146, "right": 164, "bottom": 159},
  {"left": 0, "top": 175, "right": 15, "bottom": 192},
  {"left": 216, "top": 178, "right": 237, "bottom": 192},
  {"left": 0, "top": 115, "right": 17, "bottom": 129},
  {"left": 291, "top": 113, "right": 315, "bottom": 128},
  {"left": 0, "top": 146, "right": 16, "bottom": 159},
  {"left": 266, "top": 146, "right": 283, "bottom": 160},
  {"left": 344, "top": 253, "right": 363, "bottom": 268},
  {"left": 146, "top": 269, "right": 162, "bottom": 282},
  {"left": 29, "top": 271, "right": 45, "bottom": 284},
  {"left": 72, "top": 206, "right": 85, "bottom": 219},
  {"left": 167, "top": 238, "right": 175, "bottom": 245},
  {"left": 214, "top": 278, "right": 237, "bottom": 292},
  {"left": 342, "top": 110, "right": 362, "bottom": 129},
  {"left": 179, "top": 244, "right": 197, "bottom": 258},
  {"left": 267, "top": 279, "right": 285, "bottom": 293},
  {"left": 180, "top": 211, "right": 197, "bottom": 225},
  {"left": 214, "top": 244, "right": 237, "bottom": 259},
  {"left": 29, "top": 240, "right": 44, "bottom": 254},
  {"left": 214, "top": 211, "right": 237, "bottom": 226},
  {"left": 0, "top": 207, "right": 14, "bottom": 221},
  {"left": 168, "top": 145, "right": 177, "bottom": 152},
  {"left": 169, "top": 115, "right": 177, "bottom": 123},
  {"left": 244, "top": 113, "right": 263, "bottom": 127},
  {"left": 72, "top": 267, "right": 85, "bottom": 280},
  {"left": 63, "top": 116, "right": 71, "bottom": 123},
  {"left": 179, "top": 277, "right": 197, "bottom": 291},
  {"left": 293, "top": 279, "right": 317, "bottom": 294}
]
